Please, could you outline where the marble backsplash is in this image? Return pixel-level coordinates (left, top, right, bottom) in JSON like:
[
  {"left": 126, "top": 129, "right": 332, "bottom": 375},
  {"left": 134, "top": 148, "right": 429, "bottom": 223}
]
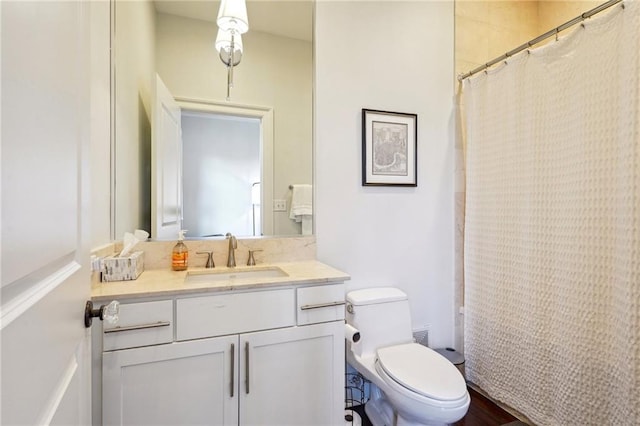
[{"left": 92, "top": 236, "right": 317, "bottom": 271}]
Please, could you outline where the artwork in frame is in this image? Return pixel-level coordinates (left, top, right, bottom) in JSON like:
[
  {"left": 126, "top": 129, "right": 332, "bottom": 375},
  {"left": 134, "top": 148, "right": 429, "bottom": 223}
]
[{"left": 362, "top": 109, "right": 417, "bottom": 186}]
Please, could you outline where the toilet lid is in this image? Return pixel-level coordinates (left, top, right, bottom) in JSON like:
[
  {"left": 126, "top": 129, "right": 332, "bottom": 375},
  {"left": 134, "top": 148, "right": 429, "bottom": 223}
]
[{"left": 376, "top": 343, "right": 467, "bottom": 401}]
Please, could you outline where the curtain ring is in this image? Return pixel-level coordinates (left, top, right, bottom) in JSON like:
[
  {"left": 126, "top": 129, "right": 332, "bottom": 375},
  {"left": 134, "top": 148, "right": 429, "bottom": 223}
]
[{"left": 555, "top": 28, "right": 559, "bottom": 41}]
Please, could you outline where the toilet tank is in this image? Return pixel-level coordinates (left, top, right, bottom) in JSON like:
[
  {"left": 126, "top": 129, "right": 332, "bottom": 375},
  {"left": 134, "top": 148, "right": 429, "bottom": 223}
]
[{"left": 346, "top": 288, "right": 414, "bottom": 357}]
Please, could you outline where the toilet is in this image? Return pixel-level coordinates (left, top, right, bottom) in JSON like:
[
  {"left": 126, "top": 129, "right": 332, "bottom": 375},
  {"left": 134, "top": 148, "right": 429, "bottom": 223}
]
[{"left": 345, "top": 288, "right": 470, "bottom": 426}]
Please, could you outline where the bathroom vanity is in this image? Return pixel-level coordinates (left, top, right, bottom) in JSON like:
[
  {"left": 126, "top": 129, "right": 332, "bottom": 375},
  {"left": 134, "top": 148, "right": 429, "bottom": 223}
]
[{"left": 91, "top": 261, "right": 349, "bottom": 426}]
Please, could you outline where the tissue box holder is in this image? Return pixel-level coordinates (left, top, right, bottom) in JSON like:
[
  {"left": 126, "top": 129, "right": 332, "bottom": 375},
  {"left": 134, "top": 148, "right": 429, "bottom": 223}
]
[{"left": 102, "top": 251, "right": 144, "bottom": 282}]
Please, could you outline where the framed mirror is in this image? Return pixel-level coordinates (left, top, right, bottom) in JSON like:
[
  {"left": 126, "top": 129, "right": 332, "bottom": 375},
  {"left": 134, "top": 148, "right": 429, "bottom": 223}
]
[{"left": 112, "top": 0, "right": 313, "bottom": 240}]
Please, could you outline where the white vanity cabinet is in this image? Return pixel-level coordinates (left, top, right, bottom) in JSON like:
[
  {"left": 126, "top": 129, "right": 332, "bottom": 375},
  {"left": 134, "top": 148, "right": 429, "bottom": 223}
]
[
  {"left": 98, "top": 283, "right": 345, "bottom": 426},
  {"left": 239, "top": 321, "right": 344, "bottom": 425},
  {"left": 103, "top": 335, "right": 238, "bottom": 426}
]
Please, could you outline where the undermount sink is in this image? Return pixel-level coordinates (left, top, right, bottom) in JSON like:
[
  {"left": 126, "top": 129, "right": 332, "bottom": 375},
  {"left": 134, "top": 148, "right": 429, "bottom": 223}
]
[{"left": 185, "top": 267, "right": 289, "bottom": 284}]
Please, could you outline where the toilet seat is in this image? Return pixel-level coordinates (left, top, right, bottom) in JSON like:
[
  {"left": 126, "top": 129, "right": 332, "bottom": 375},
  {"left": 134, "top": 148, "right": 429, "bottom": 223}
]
[{"left": 376, "top": 343, "right": 467, "bottom": 401}]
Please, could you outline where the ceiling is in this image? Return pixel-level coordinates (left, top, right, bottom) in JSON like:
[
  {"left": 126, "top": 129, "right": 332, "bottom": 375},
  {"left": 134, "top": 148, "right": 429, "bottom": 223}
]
[{"left": 154, "top": 0, "right": 313, "bottom": 42}]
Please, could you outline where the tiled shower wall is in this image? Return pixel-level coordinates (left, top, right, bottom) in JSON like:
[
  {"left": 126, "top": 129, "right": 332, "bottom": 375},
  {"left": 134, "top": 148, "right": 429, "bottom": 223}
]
[
  {"left": 456, "top": 1, "right": 604, "bottom": 79},
  {"left": 454, "top": 0, "right": 604, "bottom": 355}
]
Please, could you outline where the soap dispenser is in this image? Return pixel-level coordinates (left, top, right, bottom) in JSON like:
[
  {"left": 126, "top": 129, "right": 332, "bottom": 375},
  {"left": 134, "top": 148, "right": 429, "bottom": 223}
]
[{"left": 172, "top": 230, "right": 189, "bottom": 271}]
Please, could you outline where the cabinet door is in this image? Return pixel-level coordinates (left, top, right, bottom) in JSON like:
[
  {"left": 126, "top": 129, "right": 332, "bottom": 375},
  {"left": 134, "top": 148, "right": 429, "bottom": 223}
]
[
  {"left": 103, "top": 336, "right": 239, "bottom": 426},
  {"left": 239, "top": 321, "right": 344, "bottom": 426}
]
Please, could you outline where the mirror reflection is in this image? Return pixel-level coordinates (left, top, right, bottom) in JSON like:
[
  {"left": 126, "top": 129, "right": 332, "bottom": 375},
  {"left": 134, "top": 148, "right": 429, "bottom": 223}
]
[
  {"left": 113, "top": 0, "right": 313, "bottom": 240},
  {"left": 182, "top": 111, "right": 261, "bottom": 237}
]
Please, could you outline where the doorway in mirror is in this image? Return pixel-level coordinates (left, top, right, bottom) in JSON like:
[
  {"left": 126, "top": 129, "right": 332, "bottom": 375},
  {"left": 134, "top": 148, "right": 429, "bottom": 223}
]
[{"left": 182, "top": 111, "right": 261, "bottom": 237}]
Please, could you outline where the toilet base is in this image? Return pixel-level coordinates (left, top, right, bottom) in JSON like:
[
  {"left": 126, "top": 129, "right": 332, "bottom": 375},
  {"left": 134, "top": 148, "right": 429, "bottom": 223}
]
[
  {"left": 364, "top": 386, "right": 394, "bottom": 426},
  {"left": 364, "top": 384, "right": 450, "bottom": 426}
]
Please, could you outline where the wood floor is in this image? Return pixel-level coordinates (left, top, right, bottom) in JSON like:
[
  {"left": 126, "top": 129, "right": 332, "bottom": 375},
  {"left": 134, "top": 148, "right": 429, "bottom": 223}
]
[
  {"left": 453, "top": 387, "right": 519, "bottom": 426},
  {"left": 349, "top": 387, "right": 520, "bottom": 426}
]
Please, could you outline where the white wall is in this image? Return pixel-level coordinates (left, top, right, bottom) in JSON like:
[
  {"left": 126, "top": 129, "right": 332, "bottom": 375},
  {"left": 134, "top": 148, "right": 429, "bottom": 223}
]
[{"left": 315, "top": 1, "right": 456, "bottom": 347}]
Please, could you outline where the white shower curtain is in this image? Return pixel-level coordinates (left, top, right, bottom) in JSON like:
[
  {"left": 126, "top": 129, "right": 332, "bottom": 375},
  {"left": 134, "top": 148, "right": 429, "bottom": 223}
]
[{"left": 463, "top": 2, "right": 639, "bottom": 425}]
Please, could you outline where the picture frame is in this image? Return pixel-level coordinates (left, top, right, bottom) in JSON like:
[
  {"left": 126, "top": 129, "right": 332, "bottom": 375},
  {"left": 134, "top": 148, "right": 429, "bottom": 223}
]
[{"left": 362, "top": 109, "right": 417, "bottom": 186}]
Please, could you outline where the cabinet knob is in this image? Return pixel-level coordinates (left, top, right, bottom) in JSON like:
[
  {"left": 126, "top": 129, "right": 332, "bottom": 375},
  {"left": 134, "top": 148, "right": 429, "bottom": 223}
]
[{"left": 84, "top": 300, "right": 119, "bottom": 328}]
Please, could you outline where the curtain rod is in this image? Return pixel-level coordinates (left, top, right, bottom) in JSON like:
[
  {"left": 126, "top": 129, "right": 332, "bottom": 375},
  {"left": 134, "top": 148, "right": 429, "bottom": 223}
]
[{"left": 457, "top": 0, "right": 624, "bottom": 81}]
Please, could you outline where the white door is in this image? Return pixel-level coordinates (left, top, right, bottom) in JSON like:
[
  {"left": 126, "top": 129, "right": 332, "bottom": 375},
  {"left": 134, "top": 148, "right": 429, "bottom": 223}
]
[
  {"left": 102, "top": 336, "right": 239, "bottom": 426},
  {"left": 240, "top": 322, "right": 345, "bottom": 425},
  {"left": 1, "top": 1, "right": 92, "bottom": 424},
  {"left": 152, "top": 75, "right": 183, "bottom": 240}
]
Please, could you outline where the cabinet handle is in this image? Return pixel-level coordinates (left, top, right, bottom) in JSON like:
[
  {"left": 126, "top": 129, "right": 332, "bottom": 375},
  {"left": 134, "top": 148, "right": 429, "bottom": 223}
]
[
  {"left": 300, "top": 301, "right": 346, "bottom": 310},
  {"left": 245, "top": 341, "right": 250, "bottom": 394},
  {"left": 103, "top": 321, "right": 170, "bottom": 333},
  {"left": 230, "top": 343, "right": 235, "bottom": 398}
]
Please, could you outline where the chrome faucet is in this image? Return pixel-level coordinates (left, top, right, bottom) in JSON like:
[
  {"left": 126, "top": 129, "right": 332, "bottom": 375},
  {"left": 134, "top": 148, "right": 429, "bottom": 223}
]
[{"left": 225, "top": 233, "right": 237, "bottom": 267}]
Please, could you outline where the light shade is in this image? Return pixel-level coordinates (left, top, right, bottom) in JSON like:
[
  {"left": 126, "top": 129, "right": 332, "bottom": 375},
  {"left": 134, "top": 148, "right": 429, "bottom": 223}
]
[
  {"left": 217, "top": 0, "right": 249, "bottom": 34},
  {"left": 215, "top": 29, "right": 243, "bottom": 54}
]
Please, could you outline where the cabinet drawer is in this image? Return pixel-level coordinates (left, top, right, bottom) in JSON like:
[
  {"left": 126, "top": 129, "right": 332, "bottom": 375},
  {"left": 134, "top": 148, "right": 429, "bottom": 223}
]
[
  {"left": 103, "top": 300, "right": 173, "bottom": 351},
  {"left": 296, "top": 284, "right": 345, "bottom": 325},
  {"left": 176, "top": 288, "right": 295, "bottom": 341}
]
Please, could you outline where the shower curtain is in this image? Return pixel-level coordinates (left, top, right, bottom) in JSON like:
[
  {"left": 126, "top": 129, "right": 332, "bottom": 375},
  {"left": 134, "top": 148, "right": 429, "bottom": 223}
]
[{"left": 462, "top": 2, "right": 639, "bottom": 425}]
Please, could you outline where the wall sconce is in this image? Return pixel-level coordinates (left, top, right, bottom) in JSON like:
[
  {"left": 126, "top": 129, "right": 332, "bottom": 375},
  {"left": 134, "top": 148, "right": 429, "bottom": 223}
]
[
  {"left": 216, "top": 0, "right": 249, "bottom": 101},
  {"left": 215, "top": 29, "right": 243, "bottom": 100}
]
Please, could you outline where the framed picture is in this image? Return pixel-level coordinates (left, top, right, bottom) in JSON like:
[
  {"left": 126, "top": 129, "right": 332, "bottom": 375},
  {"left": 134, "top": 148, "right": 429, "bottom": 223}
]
[{"left": 362, "top": 109, "right": 417, "bottom": 186}]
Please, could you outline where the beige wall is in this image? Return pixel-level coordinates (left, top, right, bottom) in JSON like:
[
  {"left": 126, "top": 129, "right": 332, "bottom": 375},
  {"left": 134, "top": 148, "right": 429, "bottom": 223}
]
[
  {"left": 455, "top": 1, "right": 539, "bottom": 79},
  {"left": 456, "top": 1, "right": 607, "bottom": 79},
  {"left": 538, "top": 0, "right": 604, "bottom": 34}
]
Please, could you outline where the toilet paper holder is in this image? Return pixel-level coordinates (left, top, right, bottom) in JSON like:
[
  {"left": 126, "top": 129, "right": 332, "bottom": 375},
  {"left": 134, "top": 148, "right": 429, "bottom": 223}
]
[{"left": 345, "top": 323, "right": 361, "bottom": 343}]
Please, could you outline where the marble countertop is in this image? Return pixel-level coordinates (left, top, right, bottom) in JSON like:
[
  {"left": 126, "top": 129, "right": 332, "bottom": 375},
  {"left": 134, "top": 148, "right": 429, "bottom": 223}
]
[{"left": 91, "top": 260, "right": 350, "bottom": 302}]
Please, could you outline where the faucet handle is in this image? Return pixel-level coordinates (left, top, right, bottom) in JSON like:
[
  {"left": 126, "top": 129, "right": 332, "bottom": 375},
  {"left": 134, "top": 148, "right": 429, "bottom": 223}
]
[
  {"left": 196, "top": 251, "right": 215, "bottom": 268},
  {"left": 247, "top": 250, "right": 263, "bottom": 266}
]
